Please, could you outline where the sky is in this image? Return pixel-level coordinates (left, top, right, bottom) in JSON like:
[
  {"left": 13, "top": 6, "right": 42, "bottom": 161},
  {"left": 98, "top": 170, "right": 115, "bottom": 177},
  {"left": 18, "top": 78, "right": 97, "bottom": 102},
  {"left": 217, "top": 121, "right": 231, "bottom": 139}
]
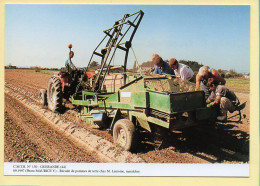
[{"left": 5, "top": 4, "right": 250, "bottom": 73}]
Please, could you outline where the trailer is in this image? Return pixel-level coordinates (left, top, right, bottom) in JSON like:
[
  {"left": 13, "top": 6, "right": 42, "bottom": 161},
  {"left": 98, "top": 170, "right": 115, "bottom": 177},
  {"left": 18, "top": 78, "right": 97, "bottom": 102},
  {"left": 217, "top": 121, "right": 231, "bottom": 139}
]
[{"left": 72, "top": 74, "right": 212, "bottom": 151}]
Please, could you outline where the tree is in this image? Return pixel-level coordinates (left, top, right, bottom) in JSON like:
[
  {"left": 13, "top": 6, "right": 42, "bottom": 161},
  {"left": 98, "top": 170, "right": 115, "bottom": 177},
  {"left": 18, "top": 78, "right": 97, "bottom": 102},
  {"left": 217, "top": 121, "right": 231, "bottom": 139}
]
[
  {"left": 225, "top": 69, "right": 243, "bottom": 78},
  {"left": 178, "top": 60, "right": 203, "bottom": 73},
  {"left": 217, "top": 69, "right": 226, "bottom": 78}
]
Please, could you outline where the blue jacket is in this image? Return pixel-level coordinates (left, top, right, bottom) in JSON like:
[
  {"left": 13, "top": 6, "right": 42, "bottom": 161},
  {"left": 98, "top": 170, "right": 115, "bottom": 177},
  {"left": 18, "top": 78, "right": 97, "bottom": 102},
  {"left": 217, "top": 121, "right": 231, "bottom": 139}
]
[{"left": 153, "top": 61, "right": 175, "bottom": 75}]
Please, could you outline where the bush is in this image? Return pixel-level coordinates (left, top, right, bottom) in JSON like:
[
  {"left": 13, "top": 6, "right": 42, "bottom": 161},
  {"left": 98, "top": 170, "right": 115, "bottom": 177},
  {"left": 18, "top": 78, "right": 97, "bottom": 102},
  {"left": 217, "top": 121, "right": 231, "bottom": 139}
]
[
  {"left": 225, "top": 69, "right": 243, "bottom": 78},
  {"left": 34, "top": 66, "right": 41, "bottom": 72}
]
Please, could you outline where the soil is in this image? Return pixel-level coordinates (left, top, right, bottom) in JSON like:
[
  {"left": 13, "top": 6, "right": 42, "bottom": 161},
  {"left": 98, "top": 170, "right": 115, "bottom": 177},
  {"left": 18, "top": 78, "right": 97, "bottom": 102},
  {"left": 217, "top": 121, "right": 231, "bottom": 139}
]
[
  {"left": 4, "top": 93, "right": 102, "bottom": 163},
  {"left": 4, "top": 69, "right": 250, "bottom": 163}
]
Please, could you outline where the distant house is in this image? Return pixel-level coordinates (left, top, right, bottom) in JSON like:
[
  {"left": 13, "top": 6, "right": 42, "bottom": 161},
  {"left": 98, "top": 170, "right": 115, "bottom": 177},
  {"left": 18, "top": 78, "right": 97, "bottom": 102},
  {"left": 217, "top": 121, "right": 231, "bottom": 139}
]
[
  {"left": 88, "top": 64, "right": 123, "bottom": 72},
  {"left": 88, "top": 65, "right": 102, "bottom": 71},
  {"left": 244, "top": 74, "right": 250, "bottom": 79},
  {"left": 133, "top": 61, "right": 154, "bottom": 73}
]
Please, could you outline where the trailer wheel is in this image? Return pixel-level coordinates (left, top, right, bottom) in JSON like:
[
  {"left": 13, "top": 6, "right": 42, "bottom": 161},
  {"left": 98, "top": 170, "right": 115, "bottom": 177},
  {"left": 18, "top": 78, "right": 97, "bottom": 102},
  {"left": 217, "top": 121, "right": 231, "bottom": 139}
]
[
  {"left": 47, "top": 76, "right": 63, "bottom": 112},
  {"left": 113, "top": 119, "right": 137, "bottom": 151},
  {"left": 39, "top": 89, "right": 47, "bottom": 106}
]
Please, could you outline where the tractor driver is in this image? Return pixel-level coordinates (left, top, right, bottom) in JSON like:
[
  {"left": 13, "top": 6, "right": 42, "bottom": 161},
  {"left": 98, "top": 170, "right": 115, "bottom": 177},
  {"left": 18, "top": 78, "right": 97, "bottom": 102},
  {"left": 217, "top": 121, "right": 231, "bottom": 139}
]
[
  {"left": 152, "top": 54, "right": 175, "bottom": 75},
  {"left": 65, "top": 51, "right": 76, "bottom": 74}
]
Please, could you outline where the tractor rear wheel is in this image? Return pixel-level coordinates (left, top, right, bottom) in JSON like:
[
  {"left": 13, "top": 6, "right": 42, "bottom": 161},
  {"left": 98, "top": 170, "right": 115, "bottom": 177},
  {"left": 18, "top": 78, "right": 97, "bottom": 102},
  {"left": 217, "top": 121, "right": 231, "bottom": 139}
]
[
  {"left": 113, "top": 119, "right": 137, "bottom": 151},
  {"left": 47, "top": 76, "right": 63, "bottom": 112}
]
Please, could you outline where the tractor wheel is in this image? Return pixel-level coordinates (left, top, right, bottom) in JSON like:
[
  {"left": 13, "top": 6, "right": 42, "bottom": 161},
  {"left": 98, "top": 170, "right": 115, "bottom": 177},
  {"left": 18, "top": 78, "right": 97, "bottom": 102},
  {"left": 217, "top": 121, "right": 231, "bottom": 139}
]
[
  {"left": 39, "top": 89, "right": 47, "bottom": 106},
  {"left": 113, "top": 119, "right": 137, "bottom": 151},
  {"left": 47, "top": 76, "right": 63, "bottom": 112}
]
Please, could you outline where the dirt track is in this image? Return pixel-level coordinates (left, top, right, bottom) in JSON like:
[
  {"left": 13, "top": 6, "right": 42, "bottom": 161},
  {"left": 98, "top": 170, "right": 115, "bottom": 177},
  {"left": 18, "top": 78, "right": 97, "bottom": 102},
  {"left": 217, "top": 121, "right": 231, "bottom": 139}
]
[{"left": 4, "top": 69, "right": 250, "bottom": 163}]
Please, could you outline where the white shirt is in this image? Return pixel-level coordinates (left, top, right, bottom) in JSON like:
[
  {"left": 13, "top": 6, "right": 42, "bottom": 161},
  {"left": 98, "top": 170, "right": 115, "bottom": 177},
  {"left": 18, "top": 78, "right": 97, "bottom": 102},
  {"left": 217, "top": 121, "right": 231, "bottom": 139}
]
[{"left": 174, "top": 63, "right": 194, "bottom": 81}]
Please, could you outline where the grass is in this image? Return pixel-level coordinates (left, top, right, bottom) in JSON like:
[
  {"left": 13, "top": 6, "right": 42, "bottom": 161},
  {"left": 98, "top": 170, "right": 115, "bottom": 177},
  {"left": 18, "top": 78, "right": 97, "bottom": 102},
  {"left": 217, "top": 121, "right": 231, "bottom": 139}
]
[{"left": 225, "top": 78, "right": 250, "bottom": 94}]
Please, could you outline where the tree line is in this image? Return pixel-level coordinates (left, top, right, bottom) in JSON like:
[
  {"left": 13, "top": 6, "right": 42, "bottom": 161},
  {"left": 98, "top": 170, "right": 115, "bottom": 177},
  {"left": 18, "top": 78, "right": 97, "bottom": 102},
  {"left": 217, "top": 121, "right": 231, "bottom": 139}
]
[{"left": 178, "top": 60, "right": 246, "bottom": 78}]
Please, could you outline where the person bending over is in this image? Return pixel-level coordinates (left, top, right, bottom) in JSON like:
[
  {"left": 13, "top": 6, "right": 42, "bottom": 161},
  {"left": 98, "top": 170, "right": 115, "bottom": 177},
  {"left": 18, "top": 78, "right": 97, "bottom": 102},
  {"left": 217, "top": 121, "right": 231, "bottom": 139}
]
[
  {"left": 206, "top": 78, "right": 239, "bottom": 122},
  {"left": 196, "top": 66, "right": 226, "bottom": 99},
  {"left": 169, "top": 58, "right": 195, "bottom": 82},
  {"left": 152, "top": 54, "right": 175, "bottom": 75}
]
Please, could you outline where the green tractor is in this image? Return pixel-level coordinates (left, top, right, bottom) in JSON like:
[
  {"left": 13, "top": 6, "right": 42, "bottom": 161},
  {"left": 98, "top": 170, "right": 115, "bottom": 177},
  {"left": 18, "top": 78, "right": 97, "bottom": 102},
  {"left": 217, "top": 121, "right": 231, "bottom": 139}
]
[{"left": 42, "top": 10, "right": 213, "bottom": 151}]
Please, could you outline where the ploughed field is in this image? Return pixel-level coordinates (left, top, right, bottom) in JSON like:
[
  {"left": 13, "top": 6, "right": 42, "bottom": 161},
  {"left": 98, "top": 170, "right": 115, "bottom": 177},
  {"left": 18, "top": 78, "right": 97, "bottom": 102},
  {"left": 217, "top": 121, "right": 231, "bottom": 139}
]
[{"left": 4, "top": 69, "right": 250, "bottom": 163}]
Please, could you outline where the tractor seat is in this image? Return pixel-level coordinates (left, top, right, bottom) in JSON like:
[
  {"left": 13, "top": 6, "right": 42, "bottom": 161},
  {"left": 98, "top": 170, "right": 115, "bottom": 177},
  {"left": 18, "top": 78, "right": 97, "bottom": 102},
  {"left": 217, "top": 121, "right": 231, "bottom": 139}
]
[{"left": 236, "top": 102, "right": 247, "bottom": 111}]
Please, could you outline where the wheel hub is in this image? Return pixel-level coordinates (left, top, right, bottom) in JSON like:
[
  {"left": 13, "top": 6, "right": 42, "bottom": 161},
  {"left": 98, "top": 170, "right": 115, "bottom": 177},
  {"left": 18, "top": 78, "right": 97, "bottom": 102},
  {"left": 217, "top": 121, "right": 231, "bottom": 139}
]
[{"left": 117, "top": 128, "right": 127, "bottom": 147}]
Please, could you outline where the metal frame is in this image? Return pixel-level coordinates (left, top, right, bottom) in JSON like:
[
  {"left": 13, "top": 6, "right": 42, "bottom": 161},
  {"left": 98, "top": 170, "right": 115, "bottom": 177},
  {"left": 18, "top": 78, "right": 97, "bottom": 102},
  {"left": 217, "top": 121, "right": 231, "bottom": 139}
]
[{"left": 86, "top": 10, "right": 144, "bottom": 92}]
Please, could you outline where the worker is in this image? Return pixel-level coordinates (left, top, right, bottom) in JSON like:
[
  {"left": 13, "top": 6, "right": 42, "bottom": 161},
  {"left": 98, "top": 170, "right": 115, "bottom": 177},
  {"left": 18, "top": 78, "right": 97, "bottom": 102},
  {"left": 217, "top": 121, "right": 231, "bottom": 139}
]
[
  {"left": 169, "top": 58, "right": 195, "bottom": 82},
  {"left": 65, "top": 51, "right": 76, "bottom": 73},
  {"left": 152, "top": 54, "right": 175, "bottom": 75},
  {"left": 206, "top": 78, "right": 240, "bottom": 122},
  {"left": 196, "top": 66, "right": 226, "bottom": 99}
]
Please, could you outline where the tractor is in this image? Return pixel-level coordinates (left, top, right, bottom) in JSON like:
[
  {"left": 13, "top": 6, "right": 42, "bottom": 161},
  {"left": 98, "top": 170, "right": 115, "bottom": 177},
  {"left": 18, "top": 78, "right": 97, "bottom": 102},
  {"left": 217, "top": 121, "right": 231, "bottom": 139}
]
[
  {"left": 39, "top": 44, "right": 87, "bottom": 112},
  {"left": 40, "top": 10, "right": 215, "bottom": 151}
]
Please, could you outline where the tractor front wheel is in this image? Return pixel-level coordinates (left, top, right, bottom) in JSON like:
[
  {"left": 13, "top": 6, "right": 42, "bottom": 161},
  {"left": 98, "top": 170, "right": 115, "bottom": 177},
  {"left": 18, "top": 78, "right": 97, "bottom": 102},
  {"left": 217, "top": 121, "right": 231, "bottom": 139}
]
[
  {"left": 113, "top": 119, "right": 137, "bottom": 151},
  {"left": 47, "top": 76, "right": 63, "bottom": 112}
]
